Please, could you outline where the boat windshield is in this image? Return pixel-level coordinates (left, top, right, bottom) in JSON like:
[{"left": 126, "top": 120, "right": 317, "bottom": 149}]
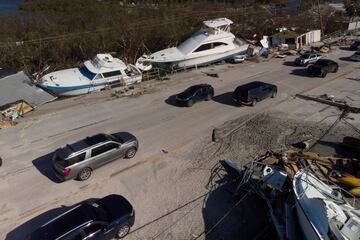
[{"left": 79, "top": 66, "right": 96, "bottom": 80}]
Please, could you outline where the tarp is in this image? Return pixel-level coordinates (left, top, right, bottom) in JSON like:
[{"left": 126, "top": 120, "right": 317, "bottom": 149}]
[{"left": 0, "top": 70, "right": 56, "bottom": 107}]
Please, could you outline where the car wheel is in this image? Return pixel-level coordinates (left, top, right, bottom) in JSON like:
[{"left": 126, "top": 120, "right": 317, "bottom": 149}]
[
  {"left": 186, "top": 99, "right": 194, "bottom": 107},
  {"left": 205, "top": 93, "right": 213, "bottom": 101},
  {"left": 116, "top": 224, "right": 131, "bottom": 238},
  {"left": 334, "top": 66, "right": 338, "bottom": 73},
  {"left": 77, "top": 168, "right": 92, "bottom": 181},
  {"left": 271, "top": 91, "right": 277, "bottom": 98},
  {"left": 125, "top": 147, "right": 137, "bottom": 159},
  {"left": 251, "top": 99, "right": 257, "bottom": 106},
  {"left": 321, "top": 72, "right": 327, "bottom": 78}
]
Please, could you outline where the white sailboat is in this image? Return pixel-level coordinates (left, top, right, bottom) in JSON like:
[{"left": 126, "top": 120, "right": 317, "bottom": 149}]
[
  {"left": 136, "top": 18, "right": 248, "bottom": 71},
  {"left": 38, "top": 54, "right": 142, "bottom": 96}
]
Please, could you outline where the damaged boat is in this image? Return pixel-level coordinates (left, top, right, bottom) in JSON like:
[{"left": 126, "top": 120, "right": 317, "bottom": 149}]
[
  {"left": 136, "top": 18, "right": 248, "bottom": 71},
  {"left": 220, "top": 150, "right": 360, "bottom": 240},
  {"left": 38, "top": 54, "right": 142, "bottom": 96}
]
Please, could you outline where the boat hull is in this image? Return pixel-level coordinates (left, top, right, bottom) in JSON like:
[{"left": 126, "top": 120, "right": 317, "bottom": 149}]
[
  {"left": 151, "top": 45, "right": 248, "bottom": 70},
  {"left": 295, "top": 199, "right": 322, "bottom": 240}
]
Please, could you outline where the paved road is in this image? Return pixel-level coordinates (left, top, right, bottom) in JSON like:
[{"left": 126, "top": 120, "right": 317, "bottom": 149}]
[{"left": 0, "top": 49, "right": 357, "bottom": 239}]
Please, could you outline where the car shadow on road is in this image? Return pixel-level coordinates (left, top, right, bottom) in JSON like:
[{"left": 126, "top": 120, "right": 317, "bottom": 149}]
[
  {"left": 339, "top": 57, "right": 354, "bottom": 62},
  {"left": 290, "top": 68, "right": 309, "bottom": 77},
  {"left": 5, "top": 205, "right": 71, "bottom": 240},
  {"left": 339, "top": 46, "right": 353, "bottom": 51},
  {"left": 283, "top": 61, "right": 296, "bottom": 66},
  {"left": 212, "top": 92, "right": 240, "bottom": 107},
  {"left": 164, "top": 94, "right": 182, "bottom": 107},
  {"left": 201, "top": 161, "right": 276, "bottom": 240},
  {"left": 32, "top": 152, "right": 62, "bottom": 183}
]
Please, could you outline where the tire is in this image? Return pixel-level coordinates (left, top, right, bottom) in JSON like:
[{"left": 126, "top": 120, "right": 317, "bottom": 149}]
[
  {"left": 116, "top": 224, "right": 131, "bottom": 239},
  {"left": 321, "top": 72, "right": 327, "bottom": 78},
  {"left": 205, "top": 93, "right": 213, "bottom": 101},
  {"left": 251, "top": 99, "right": 257, "bottom": 106},
  {"left": 334, "top": 66, "right": 338, "bottom": 73},
  {"left": 77, "top": 168, "right": 92, "bottom": 181},
  {"left": 125, "top": 147, "right": 137, "bottom": 159},
  {"left": 186, "top": 99, "right": 194, "bottom": 107},
  {"left": 271, "top": 91, "right": 277, "bottom": 98}
]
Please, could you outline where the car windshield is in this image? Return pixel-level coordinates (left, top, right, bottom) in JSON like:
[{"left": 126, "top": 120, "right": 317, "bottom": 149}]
[
  {"left": 315, "top": 60, "right": 329, "bottom": 66},
  {"left": 79, "top": 66, "right": 96, "bottom": 80}
]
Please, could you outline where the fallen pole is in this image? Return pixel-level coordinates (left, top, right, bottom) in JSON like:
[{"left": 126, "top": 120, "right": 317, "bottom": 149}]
[{"left": 296, "top": 94, "right": 360, "bottom": 113}]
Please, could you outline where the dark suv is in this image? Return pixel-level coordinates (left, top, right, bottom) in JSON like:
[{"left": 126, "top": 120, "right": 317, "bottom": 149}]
[
  {"left": 350, "top": 40, "right": 360, "bottom": 50},
  {"left": 27, "top": 194, "right": 135, "bottom": 240},
  {"left": 307, "top": 59, "right": 338, "bottom": 77},
  {"left": 176, "top": 84, "right": 214, "bottom": 107},
  {"left": 53, "top": 132, "right": 138, "bottom": 181},
  {"left": 232, "top": 81, "right": 277, "bottom": 106}
]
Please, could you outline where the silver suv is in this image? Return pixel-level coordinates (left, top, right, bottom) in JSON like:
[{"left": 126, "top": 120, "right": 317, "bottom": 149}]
[
  {"left": 52, "top": 132, "right": 138, "bottom": 181},
  {"left": 295, "top": 53, "right": 322, "bottom": 66}
]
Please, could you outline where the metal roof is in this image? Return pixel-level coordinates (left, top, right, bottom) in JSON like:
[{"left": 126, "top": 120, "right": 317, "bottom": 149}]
[{"left": 0, "top": 70, "right": 56, "bottom": 107}]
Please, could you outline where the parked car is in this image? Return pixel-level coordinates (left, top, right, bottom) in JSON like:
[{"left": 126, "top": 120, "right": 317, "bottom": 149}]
[
  {"left": 307, "top": 59, "right": 338, "bottom": 78},
  {"left": 350, "top": 51, "right": 360, "bottom": 61},
  {"left": 176, "top": 84, "right": 214, "bottom": 107},
  {"left": 350, "top": 40, "right": 360, "bottom": 51},
  {"left": 27, "top": 194, "right": 135, "bottom": 240},
  {"left": 228, "top": 54, "right": 246, "bottom": 63},
  {"left": 53, "top": 132, "right": 138, "bottom": 181},
  {"left": 232, "top": 81, "right": 277, "bottom": 106},
  {"left": 294, "top": 53, "right": 322, "bottom": 66}
]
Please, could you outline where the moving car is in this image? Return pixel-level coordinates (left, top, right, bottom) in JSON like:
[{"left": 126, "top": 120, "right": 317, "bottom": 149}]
[
  {"left": 176, "top": 84, "right": 214, "bottom": 107},
  {"left": 53, "top": 132, "right": 138, "bottom": 181},
  {"left": 294, "top": 53, "right": 322, "bottom": 66},
  {"left": 350, "top": 51, "right": 360, "bottom": 61},
  {"left": 307, "top": 59, "right": 338, "bottom": 78},
  {"left": 350, "top": 40, "right": 360, "bottom": 50},
  {"left": 232, "top": 81, "right": 277, "bottom": 106},
  {"left": 28, "top": 194, "right": 135, "bottom": 240}
]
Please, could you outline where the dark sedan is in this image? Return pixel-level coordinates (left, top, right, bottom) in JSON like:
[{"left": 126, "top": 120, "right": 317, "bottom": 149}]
[
  {"left": 307, "top": 59, "right": 338, "bottom": 78},
  {"left": 27, "top": 194, "right": 135, "bottom": 240},
  {"left": 176, "top": 84, "right": 214, "bottom": 107}
]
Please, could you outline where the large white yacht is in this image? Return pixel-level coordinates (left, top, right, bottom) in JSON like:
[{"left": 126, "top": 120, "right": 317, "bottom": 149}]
[
  {"left": 136, "top": 18, "right": 248, "bottom": 71},
  {"left": 38, "top": 54, "right": 142, "bottom": 96},
  {"left": 293, "top": 170, "right": 360, "bottom": 240}
]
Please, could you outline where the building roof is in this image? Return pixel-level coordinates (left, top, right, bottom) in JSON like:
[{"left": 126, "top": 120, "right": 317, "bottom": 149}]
[{"left": 0, "top": 71, "right": 56, "bottom": 107}]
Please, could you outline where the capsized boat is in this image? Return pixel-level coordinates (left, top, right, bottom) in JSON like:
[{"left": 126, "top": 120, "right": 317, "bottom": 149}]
[
  {"left": 293, "top": 169, "right": 360, "bottom": 240},
  {"left": 38, "top": 54, "right": 142, "bottom": 96},
  {"left": 136, "top": 18, "right": 248, "bottom": 71}
]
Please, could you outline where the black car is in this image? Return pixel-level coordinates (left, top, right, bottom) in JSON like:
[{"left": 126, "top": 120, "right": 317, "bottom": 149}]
[
  {"left": 27, "top": 195, "right": 135, "bottom": 240},
  {"left": 232, "top": 81, "right": 277, "bottom": 106},
  {"left": 176, "top": 84, "right": 214, "bottom": 107},
  {"left": 307, "top": 59, "right": 338, "bottom": 78},
  {"left": 350, "top": 40, "right": 360, "bottom": 51}
]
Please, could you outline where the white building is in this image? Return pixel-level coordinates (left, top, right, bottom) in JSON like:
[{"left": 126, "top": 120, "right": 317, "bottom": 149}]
[{"left": 271, "top": 29, "right": 321, "bottom": 50}]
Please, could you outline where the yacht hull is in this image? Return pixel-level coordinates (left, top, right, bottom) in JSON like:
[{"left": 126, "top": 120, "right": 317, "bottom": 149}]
[
  {"left": 152, "top": 45, "right": 248, "bottom": 70},
  {"left": 295, "top": 199, "right": 322, "bottom": 240}
]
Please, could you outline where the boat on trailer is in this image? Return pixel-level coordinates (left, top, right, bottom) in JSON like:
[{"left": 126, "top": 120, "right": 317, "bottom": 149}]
[
  {"left": 136, "top": 18, "right": 249, "bottom": 71},
  {"left": 38, "top": 54, "right": 142, "bottom": 96}
]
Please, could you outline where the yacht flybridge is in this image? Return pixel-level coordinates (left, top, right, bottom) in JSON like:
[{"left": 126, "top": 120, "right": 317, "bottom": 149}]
[
  {"left": 38, "top": 54, "right": 142, "bottom": 96},
  {"left": 136, "top": 18, "right": 248, "bottom": 71}
]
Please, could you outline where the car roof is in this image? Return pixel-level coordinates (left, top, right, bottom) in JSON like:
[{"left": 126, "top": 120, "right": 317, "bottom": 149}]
[
  {"left": 31, "top": 203, "right": 98, "bottom": 239},
  {"left": 235, "top": 81, "right": 274, "bottom": 91},
  {"left": 59, "top": 133, "right": 112, "bottom": 158},
  {"left": 315, "top": 59, "right": 335, "bottom": 65}
]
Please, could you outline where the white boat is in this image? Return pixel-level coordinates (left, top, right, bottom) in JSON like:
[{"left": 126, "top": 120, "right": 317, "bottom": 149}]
[
  {"left": 38, "top": 54, "right": 142, "bottom": 96},
  {"left": 293, "top": 169, "right": 360, "bottom": 240},
  {"left": 136, "top": 18, "right": 248, "bottom": 71}
]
